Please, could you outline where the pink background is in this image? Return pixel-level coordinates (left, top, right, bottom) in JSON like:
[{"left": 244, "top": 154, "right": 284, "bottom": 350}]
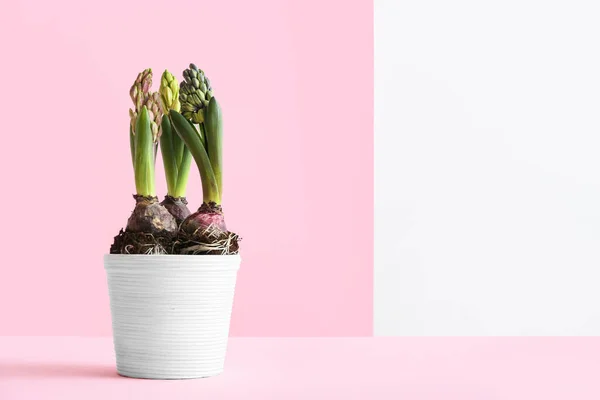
[{"left": 0, "top": 0, "right": 373, "bottom": 336}]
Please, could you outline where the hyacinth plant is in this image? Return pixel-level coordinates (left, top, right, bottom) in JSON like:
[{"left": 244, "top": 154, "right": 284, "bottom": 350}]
[
  {"left": 158, "top": 70, "right": 192, "bottom": 223},
  {"left": 170, "top": 64, "right": 239, "bottom": 254},
  {"left": 111, "top": 69, "right": 177, "bottom": 254},
  {"left": 111, "top": 65, "right": 238, "bottom": 255}
]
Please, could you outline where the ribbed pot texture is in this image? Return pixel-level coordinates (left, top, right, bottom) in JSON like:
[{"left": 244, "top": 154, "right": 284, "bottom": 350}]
[{"left": 104, "top": 254, "right": 241, "bottom": 379}]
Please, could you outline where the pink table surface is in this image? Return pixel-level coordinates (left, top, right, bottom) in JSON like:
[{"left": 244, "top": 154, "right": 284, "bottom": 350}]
[{"left": 1, "top": 337, "right": 599, "bottom": 399}]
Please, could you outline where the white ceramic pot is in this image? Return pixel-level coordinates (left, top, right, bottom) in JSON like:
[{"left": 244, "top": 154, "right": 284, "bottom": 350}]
[{"left": 104, "top": 254, "right": 241, "bottom": 379}]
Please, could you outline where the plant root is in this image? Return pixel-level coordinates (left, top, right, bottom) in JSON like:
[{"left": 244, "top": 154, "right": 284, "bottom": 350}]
[
  {"left": 173, "top": 224, "right": 240, "bottom": 255},
  {"left": 110, "top": 229, "right": 175, "bottom": 255}
]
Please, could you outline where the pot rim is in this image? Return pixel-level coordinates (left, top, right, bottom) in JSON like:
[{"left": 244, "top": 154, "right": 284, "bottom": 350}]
[{"left": 104, "top": 253, "right": 241, "bottom": 271}]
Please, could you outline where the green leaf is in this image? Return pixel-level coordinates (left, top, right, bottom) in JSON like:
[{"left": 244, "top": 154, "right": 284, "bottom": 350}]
[
  {"left": 134, "top": 106, "right": 155, "bottom": 196},
  {"left": 169, "top": 110, "right": 220, "bottom": 204},
  {"left": 204, "top": 96, "right": 223, "bottom": 197},
  {"left": 159, "top": 115, "right": 178, "bottom": 195},
  {"left": 174, "top": 146, "right": 192, "bottom": 198}
]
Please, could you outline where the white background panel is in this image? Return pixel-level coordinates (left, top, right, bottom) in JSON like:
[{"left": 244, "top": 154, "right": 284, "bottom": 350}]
[{"left": 375, "top": 0, "right": 600, "bottom": 335}]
